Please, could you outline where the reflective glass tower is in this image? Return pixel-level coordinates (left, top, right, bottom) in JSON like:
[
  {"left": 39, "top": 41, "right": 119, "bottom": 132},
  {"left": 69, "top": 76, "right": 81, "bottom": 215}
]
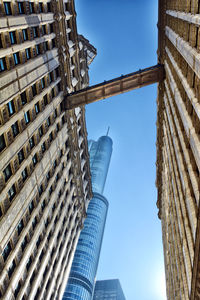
[
  {"left": 93, "top": 279, "right": 126, "bottom": 300},
  {"left": 63, "top": 136, "right": 113, "bottom": 300}
]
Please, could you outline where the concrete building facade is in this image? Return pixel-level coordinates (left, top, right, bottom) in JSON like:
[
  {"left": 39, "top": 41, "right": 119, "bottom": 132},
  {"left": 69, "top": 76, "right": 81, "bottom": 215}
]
[{"left": 0, "top": 1, "right": 96, "bottom": 299}]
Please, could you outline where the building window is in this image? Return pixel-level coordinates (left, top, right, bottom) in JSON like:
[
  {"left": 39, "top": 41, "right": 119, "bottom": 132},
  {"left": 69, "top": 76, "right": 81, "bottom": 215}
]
[
  {"left": 43, "top": 41, "right": 48, "bottom": 51},
  {"left": 33, "top": 27, "right": 37, "bottom": 38},
  {"left": 49, "top": 186, "right": 53, "bottom": 195},
  {"left": 32, "top": 83, "right": 37, "bottom": 97},
  {"left": 38, "top": 126, "right": 43, "bottom": 137},
  {"left": 3, "top": 164, "right": 12, "bottom": 182},
  {"left": 39, "top": 2, "right": 43, "bottom": 13},
  {"left": 4, "top": 2, "right": 12, "bottom": 15},
  {"left": 41, "top": 142, "right": 46, "bottom": 153},
  {"left": 49, "top": 132, "right": 53, "bottom": 142},
  {"left": 2, "top": 242, "right": 12, "bottom": 261},
  {"left": 38, "top": 185, "right": 43, "bottom": 196},
  {"left": 35, "top": 102, "right": 40, "bottom": 114},
  {"left": 52, "top": 38, "right": 56, "bottom": 48},
  {"left": 35, "top": 44, "right": 40, "bottom": 55},
  {"left": 29, "top": 2, "right": 34, "bottom": 13},
  {"left": 44, "top": 94, "right": 48, "bottom": 106},
  {"left": 26, "top": 257, "right": 32, "bottom": 271},
  {"left": 25, "top": 48, "right": 31, "bottom": 60},
  {"left": 29, "top": 201, "right": 34, "bottom": 214},
  {"left": 41, "top": 78, "right": 45, "bottom": 89},
  {"left": 18, "top": 2, "right": 24, "bottom": 14},
  {"left": 11, "top": 121, "right": 19, "bottom": 137},
  {"left": 24, "top": 111, "right": 30, "bottom": 124},
  {"left": 47, "top": 117, "right": 51, "bottom": 127},
  {"left": 21, "top": 236, "right": 28, "bottom": 252},
  {"left": 9, "top": 31, "right": 17, "bottom": 45},
  {"left": 14, "top": 282, "right": 21, "bottom": 298},
  {"left": 50, "top": 23, "right": 54, "bottom": 33},
  {"left": 54, "top": 109, "right": 57, "bottom": 119},
  {"left": 21, "top": 91, "right": 27, "bottom": 105},
  {"left": 51, "top": 88, "right": 55, "bottom": 99},
  {"left": 36, "top": 236, "right": 41, "bottom": 248},
  {"left": 0, "top": 57, "right": 6, "bottom": 72},
  {"left": 22, "top": 29, "right": 28, "bottom": 41},
  {"left": 17, "top": 219, "right": 24, "bottom": 235},
  {"left": 47, "top": 2, "right": 51, "bottom": 12},
  {"left": 41, "top": 199, "right": 46, "bottom": 211},
  {"left": 21, "top": 168, "right": 28, "bottom": 182},
  {"left": 8, "top": 259, "right": 16, "bottom": 278},
  {"left": 32, "top": 154, "right": 37, "bottom": 166},
  {"left": 7, "top": 100, "right": 15, "bottom": 116},
  {"left": 13, "top": 53, "right": 20, "bottom": 65},
  {"left": 18, "top": 149, "right": 25, "bottom": 164},
  {"left": 0, "top": 134, "right": 6, "bottom": 152},
  {"left": 29, "top": 136, "right": 35, "bottom": 149},
  {"left": 0, "top": 206, "right": 2, "bottom": 217},
  {"left": 8, "top": 184, "right": 16, "bottom": 201},
  {"left": 32, "top": 217, "right": 37, "bottom": 229},
  {"left": 53, "top": 160, "right": 57, "bottom": 169}
]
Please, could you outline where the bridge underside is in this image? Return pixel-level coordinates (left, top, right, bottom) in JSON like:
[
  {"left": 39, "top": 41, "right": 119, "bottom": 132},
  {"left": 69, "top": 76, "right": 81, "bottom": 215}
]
[{"left": 65, "top": 64, "right": 165, "bottom": 110}]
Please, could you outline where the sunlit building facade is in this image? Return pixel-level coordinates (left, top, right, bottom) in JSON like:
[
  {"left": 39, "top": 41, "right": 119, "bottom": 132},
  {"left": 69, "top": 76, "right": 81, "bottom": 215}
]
[
  {"left": 0, "top": 1, "right": 96, "bottom": 299},
  {"left": 62, "top": 136, "right": 113, "bottom": 300},
  {"left": 93, "top": 279, "right": 126, "bottom": 300}
]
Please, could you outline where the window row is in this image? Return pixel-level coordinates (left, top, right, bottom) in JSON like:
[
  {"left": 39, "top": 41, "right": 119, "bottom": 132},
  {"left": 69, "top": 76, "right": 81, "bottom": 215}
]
[
  {"left": 0, "top": 38, "right": 56, "bottom": 72},
  {"left": 0, "top": 67, "right": 60, "bottom": 127},
  {"left": 3, "top": 1, "right": 52, "bottom": 17},
  {"left": 0, "top": 22, "right": 54, "bottom": 49}
]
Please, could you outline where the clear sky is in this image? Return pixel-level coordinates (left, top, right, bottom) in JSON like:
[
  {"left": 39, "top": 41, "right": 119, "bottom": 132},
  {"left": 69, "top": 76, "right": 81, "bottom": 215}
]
[{"left": 75, "top": 1, "right": 166, "bottom": 299}]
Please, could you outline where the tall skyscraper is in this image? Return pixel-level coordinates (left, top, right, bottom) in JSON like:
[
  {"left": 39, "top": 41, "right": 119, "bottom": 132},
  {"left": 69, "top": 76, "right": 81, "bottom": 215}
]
[
  {"left": 62, "top": 135, "right": 113, "bottom": 300},
  {"left": 93, "top": 279, "right": 126, "bottom": 300},
  {"left": 0, "top": 1, "right": 96, "bottom": 299}
]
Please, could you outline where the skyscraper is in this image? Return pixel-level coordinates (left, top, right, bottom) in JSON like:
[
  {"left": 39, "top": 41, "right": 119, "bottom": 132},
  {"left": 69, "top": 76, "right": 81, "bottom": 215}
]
[
  {"left": 0, "top": 1, "right": 96, "bottom": 299},
  {"left": 62, "top": 135, "right": 113, "bottom": 300},
  {"left": 93, "top": 279, "right": 126, "bottom": 300}
]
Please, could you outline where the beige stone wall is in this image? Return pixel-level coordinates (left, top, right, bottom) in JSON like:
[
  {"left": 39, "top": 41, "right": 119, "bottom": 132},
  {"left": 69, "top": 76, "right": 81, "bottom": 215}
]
[
  {"left": 157, "top": 1, "right": 200, "bottom": 299},
  {"left": 0, "top": 1, "right": 93, "bottom": 299}
]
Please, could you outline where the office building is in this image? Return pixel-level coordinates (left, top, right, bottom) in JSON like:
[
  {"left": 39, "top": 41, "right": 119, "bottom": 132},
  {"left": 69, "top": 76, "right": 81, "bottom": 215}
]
[
  {"left": 0, "top": 1, "right": 96, "bottom": 299},
  {"left": 93, "top": 279, "right": 126, "bottom": 300},
  {"left": 62, "top": 135, "right": 113, "bottom": 300}
]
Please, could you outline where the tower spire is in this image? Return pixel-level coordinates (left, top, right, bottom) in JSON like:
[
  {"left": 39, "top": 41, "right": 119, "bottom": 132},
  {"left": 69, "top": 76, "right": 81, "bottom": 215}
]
[{"left": 106, "top": 126, "right": 110, "bottom": 136}]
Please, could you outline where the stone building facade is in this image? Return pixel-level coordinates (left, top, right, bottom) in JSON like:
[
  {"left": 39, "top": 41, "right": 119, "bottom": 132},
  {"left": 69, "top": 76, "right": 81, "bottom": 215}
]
[
  {"left": 156, "top": 1, "right": 200, "bottom": 299},
  {"left": 0, "top": 1, "right": 95, "bottom": 299}
]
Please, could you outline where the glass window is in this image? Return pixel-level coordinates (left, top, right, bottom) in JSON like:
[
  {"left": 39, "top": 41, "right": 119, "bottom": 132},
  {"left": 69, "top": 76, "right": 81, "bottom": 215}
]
[
  {"left": 29, "top": 136, "right": 35, "bottom": 149},
  {"left": 35, "top": 102, "right": 40, "bottom": 114},
  {"left": 21, "top": 168, "right": 28, "bottom": 182},
  {"left": 29, "top": 201, "right": 34, "bottom": 214},
  {"left": 41, "top": 142, "right": 46, "bottom": 153},
  {"left": 41, "top": 78, "right": 45, "bottom": 89},
  {"left": 38, "top": 126, "right": 43, "bottom": 137},
  {"left": 14, "top": 282, "right": 21, "bottom": 298},
  {"left": 32, "top": 154, "right": 37, "bottom": 166},
  {"left": 11, "top": 121, "right": 19, "bottom": 137},
  {"left": 50, "top": 23, "right": 54, "bottom": 33},
  {"left": 49, "top": 132, "right": 53, "bottom": 142},
  {"left": 54, "top": 109, "right": 57, "bottom": 119},
  {"left": 8, "top": 259, "right": 16, "bottom": 277},
  {"left": 35, "top": 44, "right": 40, "bottom": 55},
  {"left": 39, "top": 2, "right": 43, "bottom": 13},
  {"left": 17, "top": 219, "right": 24, "bottom": 235},
  {"left": 8, "top": 184, "right": 16, "bottom": 201},
  {"left": 32, "top": 216, "right": 37, "bottom": 229},
  {"left": 44, "top": 94, "right": 48, "bottom": 106},
  {"left": 7, "top": 100, "right": 15, "bottom": 116},
  {"left": 47, "top": 2, "right": 51, "bottom": 12},
  {"left": 3, "top": 164, "right": 12, "bottom": 182},
  {"left": 26, "top": 257, "right": 32, "bottom": 270},
  {"left": 4, "top": 2, "right": 12, "bottom": 15},
  {"left": 13, "top": 52, "right": 20, "bottom": 65},
  {"left": 9, "top": 31, "right": 16, "bottom": 45},
  {"left": 32, "top": 84, "right": 37, "bottom": 97},
  {"left": 21, "top": 91, "right": 27, "bottom": 105},
  {"left": 0, "top": 134, "right": 6, "bottom": 152},
  {"left": 18, "top": 149, "right": 25, "bottom": 164},
  {"left": 0, "top": 58, "right": 6, "bottom": 72},
  {"left": 33, "top": 27, "right": 37, "bottom": 38},
  {"left": 21, "top": 236, "right": 28, "bottom": 252},
  {"left": 52, "top": 38, "right": 56, "bottom": 48},
  {"left": 18, "top": 2, "right": 24, "bottom": 14},
  {"left": 22, "top": 29, "right": 28, "bottom": 41},
  {"left": 2, "top": 242, "right": 12, "bottom": 261},
  {"left": 51, "top": 88, "right": 55, "bottom": 99},
  {"left": 25, "top": 48, "right": 31, "bottom": 60},
  {"left": 38, "top": 185, "right": 43, "bottom": 195},
  {"left": 47, "top": 116, "right": 51, "bottom": 127},
  {"left": 29, "top": 2, "right": 34, "bottom": 13},
  {"left": 24, "top": 111, "right": 30, "bottom": 124}
]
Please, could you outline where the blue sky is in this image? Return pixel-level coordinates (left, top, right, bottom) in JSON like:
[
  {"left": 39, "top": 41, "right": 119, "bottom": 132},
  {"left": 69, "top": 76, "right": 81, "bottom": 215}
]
[{"left": 75, "top": 1, "right": 166, "bottom": 299}]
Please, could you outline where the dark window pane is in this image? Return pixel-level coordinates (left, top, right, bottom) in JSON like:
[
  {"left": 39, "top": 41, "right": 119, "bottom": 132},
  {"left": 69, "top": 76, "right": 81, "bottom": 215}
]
[
  {"left": 9, "top": 31, "right": 16, "bottom": 45},
  {"left": 2, "top": 242, "right": 12, "bottom": 261},
  {"left": 41, "top": 78, "right": 45, "bottom": 89},
  {"left": 18, "top": 149, "right": 25, "bottom": 164},
  {"left": 18, "top": 2, "right": 24, "bottom": 14},
  {"left": 4, "top": 2, "right": 11, "bottom": 15},
  {"left": 14, "top": 282, "right": 21, "bottom": 298},
  {"left": 0, "top": 58, "right": 7, "bottom": 72},
  {"left": 21, "top": 168, "right": 28, "bottom": 182},
  {"left": 41, "top": 142, "right": 46, "bottom": 153},
  {"left": 39, "top": 2, "right": 43, "bottom": 13},
  {"left": 24, "top": 111, "right": 30, "bottom": 124},
  {"left": 0, "top": 134, "right": 6, "bottom": 152},
  {"left": 32, "top": 216, "right": 37, "bottom": 229},
  {"left": 29, "top": 137, "right": 35, "bottom": 149},
  {"left": 17, "top": 219, "right": 24, "bottom": 235},
  {"left": 33, "top": 27, "right": 37, "bottom": 38},
  {"left": 13, "top": 52, "right": 20, "bottom": 65},
  {"left": 35, "top": 102, "right": 40, "bottom": 114},
  {"left": 21, "top": 236, "right": 28, "bottom": 252},
  {"left": 21, "top": 91, "right": 27, "bottom": 105},
  {"left": 25, "top": 48, "right": 31, "bottom": 60},
  {"left": 35, "top": 44, "right": 40, "bottom": 55},
  {"left": 29, "top": 2, "right": 34, "bottom": 13},
  {"left": 47, "top": 2, "right": 51, "bottom": 12},
  {"left": 32, "top": 154, "right": 37, "bottom": 166},
  {"left": 29, "top": 201, "right": 34, "bottom": 214},
  {"left": 32, "top": 84, "right": 37, "bottom": 97},
  {"left": 3, "top": 164, "right": 12, "bottom": 182},
  {"left": 11, "top": 121, "right": 19, "bottom": 137},
  {"left": 8, "top": 184, "right": 16, "bottom": 201},
  {"left": 7, "top": 100, "right": 15, "bottom": 116},
  {"left": 26, "top": 257, "right": 32, "bottom": 270},
  {"left": 8, "top": 259, "right": 16, "bottom": 278},
  {"left": 38, "top": 126, "right": 43, "bottom": 137},
  {"left": 44, "top": 94, "right": 48, "bottom": 106},
  {"left": 22, "top": 29, "right": 27, "bottom": 41}
]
